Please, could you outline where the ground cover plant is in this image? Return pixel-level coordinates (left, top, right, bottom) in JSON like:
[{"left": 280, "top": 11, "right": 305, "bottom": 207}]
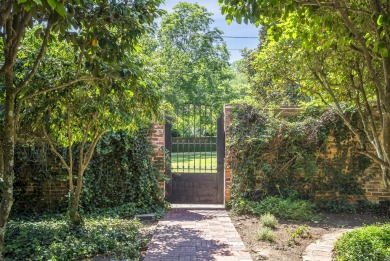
[
  {"left": 334, "top": 223, "right": 390, "bottom": 261},
  {"left": 251, "top": 197, "right": 319, "bottom": 221},
  {"left": 4, "top": 203, "right": 164, "bottom": 261}
]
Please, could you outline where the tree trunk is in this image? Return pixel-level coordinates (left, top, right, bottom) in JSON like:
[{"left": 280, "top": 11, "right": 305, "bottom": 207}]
[
  {"left": 68, "top": 167, "right": 85, "bottom": 226},
  {"left": 0, "top": 78, "right": 16, "bottom": 256},
  {"left": 0, "top": 140, "right": 4, "bottom": 180},
  {"left": 382, "top": 100, "right": 390, "bottom": 187}
]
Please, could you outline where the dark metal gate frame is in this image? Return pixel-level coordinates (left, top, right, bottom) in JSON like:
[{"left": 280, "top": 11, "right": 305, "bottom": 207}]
[{"left": 165, "top": 104, "right": 225, "bottom": 204}]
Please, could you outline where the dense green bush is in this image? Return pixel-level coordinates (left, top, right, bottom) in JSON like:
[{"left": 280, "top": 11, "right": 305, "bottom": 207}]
[
  {"left": 334, "top": 223, "right": 390, "bottom": 261},
  {"left": 251, "top": 196, "right": 319, "bottom": 221},
  {"left": 4, "top": 203, "right": 164, "bottom": 260}
]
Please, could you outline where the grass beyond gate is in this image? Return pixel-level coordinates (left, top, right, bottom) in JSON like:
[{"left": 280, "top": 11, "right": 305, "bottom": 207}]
[{"left": 171, "top": 151, "right": 217, "bottom": 173}]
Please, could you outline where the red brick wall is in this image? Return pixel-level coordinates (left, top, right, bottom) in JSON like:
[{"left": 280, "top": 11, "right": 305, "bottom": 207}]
[
  {"left": 148, "top": 123, "right": 166, "bottom": 197},
  {"left": 223, "top": 105, "right": 390, "bottom": 203},
  {"left": 224, "top": 105, "right": 233, "bottom": 202}
]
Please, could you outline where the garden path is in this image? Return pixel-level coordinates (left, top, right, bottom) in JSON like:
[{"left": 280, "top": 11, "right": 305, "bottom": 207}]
[
  {"left": 302, "top": 228, "right": 352, "bottom": 261},
  {"left": 143, "top": 204, "right": 252, "bottom": 260}
]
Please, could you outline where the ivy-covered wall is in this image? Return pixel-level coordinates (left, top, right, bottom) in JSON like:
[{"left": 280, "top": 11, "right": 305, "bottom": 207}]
[
  {"left": 224, "top": 104, "right": 390, "bottom": 204},
  {"left": 13, "top": 129, "right": 165, "bottom": 214}
]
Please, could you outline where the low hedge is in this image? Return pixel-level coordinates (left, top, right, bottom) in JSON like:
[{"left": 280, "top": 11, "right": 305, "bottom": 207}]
[{"left": 334, "top": 223, "right": 390, "bottom": 261}]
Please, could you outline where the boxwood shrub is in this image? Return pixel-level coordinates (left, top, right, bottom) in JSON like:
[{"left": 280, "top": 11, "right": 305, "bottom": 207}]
[{"left": 334, "top": 223, "right": 390, "bottom": 261}]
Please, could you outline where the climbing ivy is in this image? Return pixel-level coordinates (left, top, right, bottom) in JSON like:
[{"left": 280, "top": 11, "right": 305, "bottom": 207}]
[
  {"left": 12, "top": 129, "right": 165, "bottom": 214},
  {"left": 227, "top": 104, "right": 371, "bottom": 204},
  {"left": 81, "top": 130, "right": 165, "bottom": 211}
]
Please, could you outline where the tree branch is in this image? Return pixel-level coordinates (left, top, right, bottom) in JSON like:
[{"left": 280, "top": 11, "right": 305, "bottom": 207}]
[
  {"left": 16, "top": 18, "right": 57, "bottom": 91},
  {"left": 42, "top": 128, "right": 70, "bottom": 172},
  {"left": 15, "top": 76, "right": 107, "bottom": 126},
  {"left": 83, "top": 129, "right": 108, "bottom": 168},
  {"left": 66, "top": 97, "right": 74, "bottom": 191},
  {"left": 334, "top": 2, "right": 385, "bottom": 101},
  {"left": 358, "top": 150, "right": 390, "bottom": 169},
  {"left": 79, "top": 121, "right": 91, "bottom": 172}
]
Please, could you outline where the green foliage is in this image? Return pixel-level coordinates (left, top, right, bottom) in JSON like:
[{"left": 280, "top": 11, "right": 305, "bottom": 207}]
[
  {"left": 82, "top": 130, "right": 165, "bottom": 211},
  {"left": 3, "top": 208, "right": 152, "bottom": 261},
  {"left": 251, "top": 197, "right": 319, "bottom": 222},
  {"left": 260, "top": 213, "right": 278, "bottom": 229},
  {"left": 154, "top": 2, "right": 237, "bottom": 108},
  {"left": 318, "top": 199, "right": 381, "bottom": 214},
  {"left": 287, "top": 225, "right": 311, "bottom": 245},
  {"left": 227, "top": 104, "right": 370, "bottom": 206},
  {"left": 256, "top": 227, "right": 276, "bottom": 242},
  {"left": 334, "top": 224, "right": 390, "bottom": 261},
  {"left": 219, "top": 0, "right": 390, "bottom": 187},
  {"left": 12, "top": 130, "right": 165, "bottom": 214}
]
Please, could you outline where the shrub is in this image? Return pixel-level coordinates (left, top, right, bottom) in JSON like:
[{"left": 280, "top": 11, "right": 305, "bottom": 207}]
[
  {"left": 256, "top": 227, "right": 276, "bottom": 242},
  {"left": 260, "top": 213, "right": 278, "bottom": 229},
  {"left": 288, "top": 225, "right": 311, "bottom": 244},
  {"left": 251, "top": 196, "right": 319, "bottom": 221},
  {"left": 334, "top": 223, "right": 390, "bottom": 261}
]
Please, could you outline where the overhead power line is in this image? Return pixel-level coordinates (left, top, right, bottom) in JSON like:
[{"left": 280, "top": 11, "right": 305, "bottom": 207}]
[{"left": 221, "top": 36, "right": 258, "bottom": 39}]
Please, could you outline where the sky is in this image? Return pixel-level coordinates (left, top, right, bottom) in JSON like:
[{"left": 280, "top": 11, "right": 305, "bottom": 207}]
[{"left": 161, "top": 0, "right": 260, "bottom": 63}]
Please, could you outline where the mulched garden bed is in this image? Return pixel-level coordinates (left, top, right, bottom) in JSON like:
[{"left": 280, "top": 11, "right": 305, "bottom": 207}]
[{"left": 230, "top": 212, "right": 389, "bottom": 261}]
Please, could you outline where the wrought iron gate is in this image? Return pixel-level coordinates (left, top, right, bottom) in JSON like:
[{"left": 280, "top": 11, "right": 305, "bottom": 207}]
[{"left": 165, "top": 104, "right": 225, "bottom": 204}]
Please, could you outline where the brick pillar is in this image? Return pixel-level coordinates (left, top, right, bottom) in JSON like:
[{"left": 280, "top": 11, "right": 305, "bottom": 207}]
[
  {"left": 224, "top": 105, "right": 233, "bottom": 202},
  {"left": 148, "top": 123, "right": 166, "bottom": 197}
]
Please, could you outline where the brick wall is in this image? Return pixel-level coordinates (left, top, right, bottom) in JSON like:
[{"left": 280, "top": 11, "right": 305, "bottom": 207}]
[
  {"left": 14, "top": 176, "right": 68, "bottom": 212},
  {"left": 223, "top": 105, "right": 390, "bottom": 203},
  {"left": 148, "top": 123, "right": 166, "bottom": 197},
  {"left": 224, "top": 105, "right": 233, "bottom": 202}
]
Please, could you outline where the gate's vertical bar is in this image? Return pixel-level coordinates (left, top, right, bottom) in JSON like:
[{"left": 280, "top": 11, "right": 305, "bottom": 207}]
[
  {"left": 175, "top": 109, "right": 178, "bottom": 172},
  {"left": 181, "top": 105, "right": 184, "bottom": 173},
  {"left": 210, "top": 106, "right": 213, "bottom": 172},
  {"left": 204, "top": 105, "right": 207, "bottom": 172},
  {"left": 186, "top": 103, "right": 190, "bottom": 171},
  {"left": 165, "top": 116, "right": 172, "bottom": 200},
  {"left": 193, "top": 104, "right": 196, "bottom": 172},
  {"left": 199, "top": 104, "right": 203, "bottom": 172},
  {"left": 217, "top": 112, "right": 225, "bottom": 203}
]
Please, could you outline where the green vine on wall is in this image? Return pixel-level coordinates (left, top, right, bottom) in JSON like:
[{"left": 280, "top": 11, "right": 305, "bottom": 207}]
[
  {"left": 227, "top": 104, "right": 371, "bottom": 204},
  {"left": 12, "top": 129, "right": 165, "bottom": 214},
  {"left": 82, "top": 129, "right": 165, "bottom": 212}
]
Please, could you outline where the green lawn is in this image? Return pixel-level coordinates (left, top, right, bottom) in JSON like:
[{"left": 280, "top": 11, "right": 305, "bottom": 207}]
[{"left": 171, "top": 151, "right": 217, "bottom": 173}]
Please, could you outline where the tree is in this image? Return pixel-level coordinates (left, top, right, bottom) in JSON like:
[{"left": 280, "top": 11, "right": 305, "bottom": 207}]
[
  {"left": 220, "top": 0, "right": 390, "bottom": 187},
  {"left": 21, "top": 37, "right": 160, "bottom": 225},
  {"left": 156, "top": 2, "right": 233, "bottom": 108},
  {"left": 0, "top": 0, "right": 163, "bottom": 255}
]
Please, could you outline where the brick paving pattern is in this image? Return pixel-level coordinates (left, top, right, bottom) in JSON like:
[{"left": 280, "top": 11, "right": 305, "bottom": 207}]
[
  {"left": 302, "top": 229, "right": 352, "bottom": 261},
  {"left": 144, "top": 207, "right": 252, "bottom": 261}
]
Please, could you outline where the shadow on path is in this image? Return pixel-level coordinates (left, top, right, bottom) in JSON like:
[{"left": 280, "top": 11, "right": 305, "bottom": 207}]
[{"left": 143, "top": 209, "right": 252, "bottom": 261}]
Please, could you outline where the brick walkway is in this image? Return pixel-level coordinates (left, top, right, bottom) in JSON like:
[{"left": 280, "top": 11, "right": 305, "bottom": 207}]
[
  {"left": 143, "top": 205, "right": 252, "bottom": 261},
  {"left": 302, "top": 229, "right": 352, "bottom": 261}
]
